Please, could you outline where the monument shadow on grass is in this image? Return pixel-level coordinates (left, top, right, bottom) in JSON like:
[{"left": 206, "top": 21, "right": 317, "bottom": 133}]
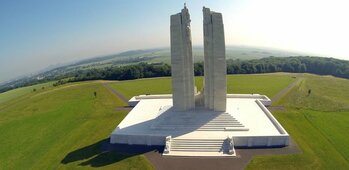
[{"left": 61, "top": 138, "right": 164, "bottom": 167}]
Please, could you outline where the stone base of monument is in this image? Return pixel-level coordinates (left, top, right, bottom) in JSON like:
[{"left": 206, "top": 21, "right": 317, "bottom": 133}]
[{"left": 110, "top": 94, "right": 289, "bottom": 157}]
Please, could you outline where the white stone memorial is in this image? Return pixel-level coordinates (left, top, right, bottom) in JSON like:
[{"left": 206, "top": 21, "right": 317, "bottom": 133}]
[
  {"left": 203, "top": 7, "right": 227, "bottom": 111},
  {"left": 170, "top": 6, "right": 195, "bottom": 111},
  {"left": 110, "top": 5, "right": 289, "bottom": 157}
]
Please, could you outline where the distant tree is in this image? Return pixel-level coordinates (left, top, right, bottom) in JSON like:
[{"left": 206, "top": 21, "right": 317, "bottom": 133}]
[
  {"left": 308, "top": 89, "right": 311, "bottom": 96},
  {"left": 194, "top": 62, "right": 204, "bottom": 76},
  {"left": 300, "top": 64, "right": 307, "bottom": 73},
  {"left": 94, "top": 91, "right": 97, "bottom": 98},
  {"left": 33, "top": 88, "right": 36, "bottom": 92}
]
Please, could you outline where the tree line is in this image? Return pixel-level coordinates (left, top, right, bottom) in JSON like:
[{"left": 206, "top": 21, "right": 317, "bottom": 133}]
[
  {"left": 225, "top": 56, "right": 349, "bottom": 78},
  {"left": 60, "top": 56, "right": 348, "bottom": 85},
  {"left": 1, "top": 56, "right": 348, "bottom": 93}
]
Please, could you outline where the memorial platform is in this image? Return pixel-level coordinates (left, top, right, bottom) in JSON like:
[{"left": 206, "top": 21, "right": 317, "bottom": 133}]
[{"left": 110, "top": 94, "right": 289, "bottom": 157}]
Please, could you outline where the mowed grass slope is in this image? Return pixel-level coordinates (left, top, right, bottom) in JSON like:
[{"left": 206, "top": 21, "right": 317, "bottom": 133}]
[
  {"left": 246, "top": 74, "right": 349, "bottom": 169},
  {"left": 1, "top": 73, "right": 348, "bottom": 169},
  {"left": 0, "top": 82, "right": 53, "bottom": 105},
  {"left": 0, "top": 81, "right": 153, "bottom": 169}
]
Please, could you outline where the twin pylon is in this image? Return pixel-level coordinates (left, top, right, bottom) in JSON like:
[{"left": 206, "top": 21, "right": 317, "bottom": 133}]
[{"left": 170, "top": 5, "right": 227, "bottom": 112}]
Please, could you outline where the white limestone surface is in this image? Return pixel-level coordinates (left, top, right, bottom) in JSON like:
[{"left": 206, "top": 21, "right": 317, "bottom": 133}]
[
  {"left": 203, "top": 7, "right": 227, "bottom": 111},
  {"left": 111, "top": 94, "right": 289, "bottom": 147},
  {"left": 170, "top": 6, "right": 195, "bottom": 111}
]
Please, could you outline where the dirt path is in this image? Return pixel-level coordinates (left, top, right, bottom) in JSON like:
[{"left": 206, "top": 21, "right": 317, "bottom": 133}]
[
  {"left": 114, "top": 107, "right": 132, "bottom": 112},
  {"left": 267, "top": 106, "right": 285, "bottom": 112},
  {"left": 271, "top": 78, "right": 303, "bottom": 104},
  {"left": 101, "top": 82, "right": 129, "bottom": 104}
]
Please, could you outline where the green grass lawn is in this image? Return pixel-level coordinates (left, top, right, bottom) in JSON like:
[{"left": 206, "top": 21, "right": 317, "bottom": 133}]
[
  {"left": 275, "top": 74, "right": 349, "bottom": 111},
  {"left": 226, "top": 74, "right": 295, "bottom": 97},
  {"left": 246, "top": 74, "right": 349, "bottom": 169},
  {"left": 0, "top": 82, "right": 53, "bottom": 105},
  {"left": 108, "top": 73, "right": 295, "bottom": 99},
  {"left": 0, "top": 73, "right": 348, "bottom": 169},
  {"left": 0, "top": 81, "right": 153, "bottom": 169}
]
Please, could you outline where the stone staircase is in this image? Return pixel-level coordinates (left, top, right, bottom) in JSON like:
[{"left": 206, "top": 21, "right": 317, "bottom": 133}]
[
  {"left": 197, "top": 112, "right": 248, "bottom": 131},
  {"left": 152, "top": 111, "right": 249, "bottom": 132},
  {"left": 163, "top": 137, "right": 235, "bottom": 157}
]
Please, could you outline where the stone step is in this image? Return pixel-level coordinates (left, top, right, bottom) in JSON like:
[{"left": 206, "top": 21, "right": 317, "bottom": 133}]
[
  {"left": 203, "top": 125, "right": 243, "bottom": 127},
  {"left": 205, "top": 121, "right": 241, "bottom": 123},
  {"left": 171, "top": 146, "right": 225, "bottom": 149},
  {"left": 171, "top": 145, "right": 224, "bottom": 149},
  {"left": 171, "top": 145, "right": 225, "bottom": 148},
  {"left": 198, "top": 129, "right": 244, "bottom": 131},
  {"left": 200, "top": 125, "right": 245, "bottom": 128},
  {"left": 170, "top": 144, "right": 226, "bottom": 152},
  {"left": 172, "top": 144, "right": 224, "bottom": 147},
  {"left": 172, "top": 141, "right": 224, "bottom": 144},
  {"left": 172, "top": 141, "right": 224, "bottom": 145},
  {"left": 157, "top": 124, "right": 245, "bottom": 129},
  {"left": 172, "top": 139, "right": 224, "bottom": 141},
  {"left": 170, "top": 149, "right": 223, "bottom": 152},
  {"left": 214, "top": 115, "right": 236, "bottom": 117},
  {"left": 212, "top": 118, "right": 237, "bottom": 120},
  {"left": 209, "top": 118, "right": 238, "bottom": 120},
  {"left": 204, "top": 123, "right": 243, "bottom": 125},
  {"left": 163, "top": 137, "right": 236, "bottom": 157},
  {"left": 155, "top": 122, "right": 242, "bottom": 126},
  {"left": 163, "top": 151, "right": 232, "bottom": 157}
]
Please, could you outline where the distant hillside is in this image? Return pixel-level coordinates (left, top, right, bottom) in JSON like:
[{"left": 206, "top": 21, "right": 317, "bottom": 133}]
[
  {"left": 50, "top": 46, "right": 303, "bottom": 72},
  {"left": 52, "top": 56, "right": 347, "bottom": 85},
  {"left": 0, "top": 46, "right": 334, "bottom": 93}
]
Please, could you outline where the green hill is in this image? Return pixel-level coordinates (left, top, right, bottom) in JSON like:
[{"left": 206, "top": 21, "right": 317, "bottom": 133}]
[
  {"left": 0, "top": 81, "right": 152, "bottom": 169},
  {"left": 0, "top": 73, "right": 348, "bottom": 169}
]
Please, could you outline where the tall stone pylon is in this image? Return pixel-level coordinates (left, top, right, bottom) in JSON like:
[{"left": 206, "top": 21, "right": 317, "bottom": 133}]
[
  {"left": 170, "top": 5, "right": 195, "bottom": 111},
  {"left": 203, "top": 7, "right": 227, "bottom": 111}
]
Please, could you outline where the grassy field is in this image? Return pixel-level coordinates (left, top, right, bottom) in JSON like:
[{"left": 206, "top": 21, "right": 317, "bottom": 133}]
[
  {"left": 108, "top": 73, "right": 295, "bottom": 99},
  {"left": 0, "top": 73, "right": 348, "bottom": 169},
  {"left": 246, "top": 74, "right": 349, "bottom": 169},
  {"left": 0, "top": 82, "right": 53, "bottom": 105},
  {"left": 0, "top": 81, "right": 152, "bottom": 169}
]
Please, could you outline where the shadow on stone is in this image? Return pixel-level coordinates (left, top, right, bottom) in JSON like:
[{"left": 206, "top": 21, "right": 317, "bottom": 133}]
[{"left": 61, "top": 138, "right": 164, "bottom": 167}]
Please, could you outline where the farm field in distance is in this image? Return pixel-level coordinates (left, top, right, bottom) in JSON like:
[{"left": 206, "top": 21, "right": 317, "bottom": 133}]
[{"left": 0, "top": 73, "right": 348, "bottom": 169}]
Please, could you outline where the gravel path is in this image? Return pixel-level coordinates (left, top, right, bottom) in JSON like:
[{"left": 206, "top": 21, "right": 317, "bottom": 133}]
[
  {"left": 102, "top": 82, "right": 129, "bottom": 104},
  {"left": 271, "top": 78, "right": 303, "bottom": 104}
]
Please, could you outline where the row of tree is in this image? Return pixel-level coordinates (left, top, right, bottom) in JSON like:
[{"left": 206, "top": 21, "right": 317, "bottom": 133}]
[
  {"left": 225, "top": 56, "right": 349, "bottom": 78},
  {"left": 1, "top": 56, "right": 348, "bottom": 93}
]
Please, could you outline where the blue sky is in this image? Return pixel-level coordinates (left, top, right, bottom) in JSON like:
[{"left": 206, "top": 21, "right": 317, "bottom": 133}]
[{"left": 0, "top": 0, "right": 348, "bottom": 82}]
